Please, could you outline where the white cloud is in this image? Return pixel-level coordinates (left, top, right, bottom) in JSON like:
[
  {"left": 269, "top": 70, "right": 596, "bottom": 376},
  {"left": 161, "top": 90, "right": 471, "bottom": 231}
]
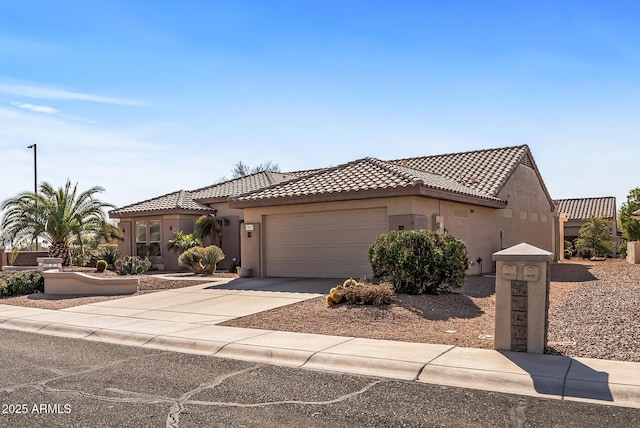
[
  {"left": 0, "top": 78, "right": 144, "bottom": 106},
  {"left": 11, "top": 102, "right": 58, "bottom": 114},
  {"left": 0, "top": 107, "right": 208, "bottom": 210}
]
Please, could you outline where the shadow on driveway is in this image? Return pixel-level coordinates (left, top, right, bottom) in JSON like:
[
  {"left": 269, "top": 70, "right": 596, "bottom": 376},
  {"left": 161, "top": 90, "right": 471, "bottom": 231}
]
[{"left": 206, "top": 277, "right": 340, "bottom": 294}]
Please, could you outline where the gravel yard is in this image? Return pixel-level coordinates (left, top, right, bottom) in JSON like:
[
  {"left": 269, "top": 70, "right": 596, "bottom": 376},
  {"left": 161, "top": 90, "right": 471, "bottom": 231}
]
[
  {"left": 222, "top": 259, "right": 640, "bottom": 362},
  {"left": 0, "top": 259, "right": 638, "bottom": 362}
]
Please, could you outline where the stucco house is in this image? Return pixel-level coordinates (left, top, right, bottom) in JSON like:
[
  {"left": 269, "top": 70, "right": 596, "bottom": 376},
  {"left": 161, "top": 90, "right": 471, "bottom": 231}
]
[
  {"left": 110, "top": 145, "right": 556, "bottom": 278},
  {"left": 554, "top": 197, "right": 619, "bottom": 256}
]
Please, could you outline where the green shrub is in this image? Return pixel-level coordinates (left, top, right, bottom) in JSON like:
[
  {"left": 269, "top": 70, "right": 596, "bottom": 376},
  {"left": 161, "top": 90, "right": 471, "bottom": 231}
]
[
  {"left": 178, "top": 247, "right": 205, "bottom": 273},
  {"left": 114, "top": 256, "right": 151, "bottom": 275},
  {"left": 167, "top": 231, "right": 202, "bottom": 253},
  {"left": 575, "top": 216, "right": 614, "bottom": 257},
  {"left": 96, "top": 245, "right": 120, "bottom": 269},
  {"left": 618, "top": 240, "right": 628, "bottom": 259},
  {"left": 1, "top": 271, "right": 44, "bottom": 295},
  {"left": 69, "top": 245, "right": 92, "bottom": 267},
  {"left": 0, "top": 278, "right": 8, "bottom": 297},
  {"left": 96, "top": 259, "right": 107, "bottom": 272},
  {"left": 201, "top": 245, "right": 225, "bottom": 275},
  {"left": 229, "top": 257, "right": 240, "bottom": 273},
  {"left": 368, "top": 230, "right": 468, "bottom": 295}
]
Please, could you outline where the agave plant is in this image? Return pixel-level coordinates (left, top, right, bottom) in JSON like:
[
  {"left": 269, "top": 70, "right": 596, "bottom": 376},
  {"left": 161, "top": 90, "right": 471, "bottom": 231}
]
[{"left": 167, "top": 231, "right": 202, "bottom": 253}]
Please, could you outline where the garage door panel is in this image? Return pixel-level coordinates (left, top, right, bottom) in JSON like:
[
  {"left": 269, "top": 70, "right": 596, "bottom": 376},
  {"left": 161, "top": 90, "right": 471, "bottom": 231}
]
[{"left": 265, "top": 208, "right": 388, "bottom": 278}]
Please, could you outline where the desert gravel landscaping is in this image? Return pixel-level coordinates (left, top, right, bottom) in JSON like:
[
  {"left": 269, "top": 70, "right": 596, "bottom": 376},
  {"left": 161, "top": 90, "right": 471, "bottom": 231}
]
[
  {"left": 1, "top": 259, "right": 638, "bottom": 362},
  {"left": 223, "top": 259, "right": 640, "bottom": 363}
]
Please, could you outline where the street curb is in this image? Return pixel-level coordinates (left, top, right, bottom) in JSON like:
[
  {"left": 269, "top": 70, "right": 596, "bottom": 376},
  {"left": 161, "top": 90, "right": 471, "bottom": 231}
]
[
  {"left": 215, "top": 343, "right": 311, "bottom": 367},
  {"left": 304, "top": 353, "right": 426, "bottom": 381},
  {"left": 84, "top": 328, "right": 156, "bottom": 346},
  {"left": 142, "top": 335, "right": 224, "bottom": 355},
  {"left": 418, "top": 365, "right": 565, "bottom": 399}
]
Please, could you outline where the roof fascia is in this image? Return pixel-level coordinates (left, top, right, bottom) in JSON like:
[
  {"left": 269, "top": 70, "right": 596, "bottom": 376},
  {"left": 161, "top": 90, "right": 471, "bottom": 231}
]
[{"left": 109, "top": 208, "right": 215, "bottom": 219}]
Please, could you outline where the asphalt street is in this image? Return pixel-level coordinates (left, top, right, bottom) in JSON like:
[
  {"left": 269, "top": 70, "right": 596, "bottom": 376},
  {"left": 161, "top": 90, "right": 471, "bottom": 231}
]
[{"left": 0, "top": 330, "right": 637, "bottom": 428}]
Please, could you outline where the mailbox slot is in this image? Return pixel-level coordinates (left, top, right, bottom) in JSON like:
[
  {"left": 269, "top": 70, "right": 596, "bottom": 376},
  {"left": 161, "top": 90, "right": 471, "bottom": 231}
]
[
  {"left": 501, "top": 264, "right": 517, "bottom": 280},
  {"left": 523, "top": 265, "right": 539, "bottom": 282}
]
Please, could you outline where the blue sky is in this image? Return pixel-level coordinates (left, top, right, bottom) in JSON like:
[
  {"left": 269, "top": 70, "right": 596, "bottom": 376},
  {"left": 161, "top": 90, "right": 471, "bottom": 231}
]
[{"left": 0, "top": 1, "right": 638, "bottom": 211}]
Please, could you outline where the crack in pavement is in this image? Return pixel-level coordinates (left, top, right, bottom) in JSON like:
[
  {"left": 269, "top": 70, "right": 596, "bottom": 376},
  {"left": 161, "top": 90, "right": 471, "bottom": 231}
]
[
  {"left": 166, "top": 365, "right": 262, "bottom": 428},
  {"left": 509, "top": 396, "right": 530, "bottom": 428},
  {"left": 0, "top": 353, "right": 166, "bottom": 394},
  {"left": 2, "top": 354, "right": 385, "bottom": 428},
  {"left": 184, "top": 379, "right": 385, "bottom": 408}
]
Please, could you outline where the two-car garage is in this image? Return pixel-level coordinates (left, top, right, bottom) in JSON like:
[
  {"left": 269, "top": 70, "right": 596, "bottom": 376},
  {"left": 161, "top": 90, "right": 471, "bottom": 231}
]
[{"left": 264, "top": 207, "right": 388, "bottom": 278}]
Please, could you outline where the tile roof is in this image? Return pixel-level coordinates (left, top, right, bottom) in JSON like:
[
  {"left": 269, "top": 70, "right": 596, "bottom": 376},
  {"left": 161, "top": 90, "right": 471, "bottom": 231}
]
[
  {"left": 189, "top": 171, "right": 296, "bottom": 200},
  {"left": 232, "top": 157, "right": 504, "bottom": 204},
  {"left": 391, "top": 145, "right": 531, "bottom": 197},
  {"left": 111, "top": 145, "right": 549, "bottom": 215},
  {"left": 110, "top": 189, "right": 212, "bottom": 216},
  {"left": 555, "top": 197, "right": 617, "bottom": 221}
]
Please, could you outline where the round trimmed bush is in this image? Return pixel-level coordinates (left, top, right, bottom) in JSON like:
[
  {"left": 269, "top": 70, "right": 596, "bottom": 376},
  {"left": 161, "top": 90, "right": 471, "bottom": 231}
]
[{"left": 368, "top": 230, "right": 468, "bottom": 294}]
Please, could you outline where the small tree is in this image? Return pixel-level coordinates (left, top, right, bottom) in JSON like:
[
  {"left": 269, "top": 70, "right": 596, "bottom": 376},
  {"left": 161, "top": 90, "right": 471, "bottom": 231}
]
[
  {"left": 195, "top": 214, "right": 222, "bottom": 247},
  {"left": 368, "top": 230, "right": 468, "bottom": 295},
  {"left": 232, "top": 161, "right": 280, "bottom": 178},
  {"left": 0, "top": 180, "right": 115, "bottom": 266},
  {"left": 575, "top": 216, "right": 614, "bottom": 257},
  {"left": 619, "top": 187, "right": 640, "bottom": 241}
]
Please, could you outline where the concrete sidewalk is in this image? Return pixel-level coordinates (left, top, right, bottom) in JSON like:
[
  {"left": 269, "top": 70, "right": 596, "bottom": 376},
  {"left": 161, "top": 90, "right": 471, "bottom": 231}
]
[{"left": 0, "top": 281, "right": 638, "bottom": 409}]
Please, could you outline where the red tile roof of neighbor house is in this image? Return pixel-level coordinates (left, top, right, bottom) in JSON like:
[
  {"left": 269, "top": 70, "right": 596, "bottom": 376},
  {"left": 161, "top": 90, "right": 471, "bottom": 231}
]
[
  {"left": 110, "top": 145, "right": 550, "bottom": 215},
  {"left": 554, "top": 197, "right": 617, "bottom": 221}
]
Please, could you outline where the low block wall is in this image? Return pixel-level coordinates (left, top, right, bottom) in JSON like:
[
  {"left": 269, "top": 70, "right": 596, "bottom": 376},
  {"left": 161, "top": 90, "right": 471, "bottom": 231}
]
[
  {"left": 43, "top": 271, "right": 138, "bottom": 295},
  {"left": 11, "top": 251, "right": 49, "bottom": 266},
  {"left": 628, "top": 241, "right": 640, "bottom": 264}
]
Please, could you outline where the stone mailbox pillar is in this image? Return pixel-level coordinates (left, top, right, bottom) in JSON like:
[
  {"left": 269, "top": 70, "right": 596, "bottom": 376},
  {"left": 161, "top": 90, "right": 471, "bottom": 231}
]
[{"left": 492, "top": 243, "right": 554, "bottom": 354}]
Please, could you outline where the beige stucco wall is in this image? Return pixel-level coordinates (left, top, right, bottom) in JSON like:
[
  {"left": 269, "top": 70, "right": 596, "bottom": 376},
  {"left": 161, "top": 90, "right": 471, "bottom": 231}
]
[
  {"left": 116, "top": 214, "right": 199, "bottom": 271},
  {"left": 495, "top": 164, "right": 554, "bottom": 254},
  {"left": 114, "top": 202, "right": 245, "bottom": 271}
]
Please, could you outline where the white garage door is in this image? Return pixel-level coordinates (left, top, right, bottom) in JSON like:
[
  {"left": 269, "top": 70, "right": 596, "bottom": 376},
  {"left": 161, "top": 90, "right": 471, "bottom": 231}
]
[{"left": 265, "top": 208, "right": 388, "bottom": 278}]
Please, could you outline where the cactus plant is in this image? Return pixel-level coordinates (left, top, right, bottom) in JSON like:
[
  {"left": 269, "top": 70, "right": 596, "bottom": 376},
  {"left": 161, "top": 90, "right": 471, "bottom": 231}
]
[
  {"left": 96, "top": 259, "right": 107, "bottom": 272},
  {"left": 115, "top": 255, "right": 151, "bottom": 276},
  {"left": 343, "top": 278, "right": 357, "bottom": 288}
]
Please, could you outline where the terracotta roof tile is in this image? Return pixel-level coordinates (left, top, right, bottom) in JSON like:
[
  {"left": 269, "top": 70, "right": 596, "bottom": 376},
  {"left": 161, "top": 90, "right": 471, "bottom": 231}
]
[
  {"left": 189, "top": 171, "right": 295, "bottom": 200},
  {"left": 234, "top": 157, "right": 503, "bottom": 203},
  {"left": 110, "top": 189, "right": 212, "bottom": 216},
  {"left": 555, "top": 197, "right": 617, "bottom": 220},
  {"left": 391, "top": 145, "right": 530, "bottom": 197}
]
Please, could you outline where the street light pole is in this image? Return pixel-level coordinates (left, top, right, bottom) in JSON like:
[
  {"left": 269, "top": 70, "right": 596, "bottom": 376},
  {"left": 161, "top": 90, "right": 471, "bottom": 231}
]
[{"left": 27, "top": 144, "right": 38, "bottom": 251}]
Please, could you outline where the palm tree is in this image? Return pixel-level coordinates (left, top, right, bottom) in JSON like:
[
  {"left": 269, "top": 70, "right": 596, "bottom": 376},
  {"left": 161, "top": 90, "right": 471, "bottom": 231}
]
[
  {"left": 0, "top": 180, "right": 116, "bottom": 266},
  {"left": 194, "top": 214, "right": 222, "bottom": 247}
]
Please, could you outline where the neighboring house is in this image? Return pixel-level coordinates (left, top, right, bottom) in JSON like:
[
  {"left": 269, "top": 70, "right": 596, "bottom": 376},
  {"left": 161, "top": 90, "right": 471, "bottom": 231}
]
[
  {"left": 554, "top": 197, "right": 619, "bottom": 255},
  {"left": 110, "top": 145, "right": 556, "bottom": 278}
]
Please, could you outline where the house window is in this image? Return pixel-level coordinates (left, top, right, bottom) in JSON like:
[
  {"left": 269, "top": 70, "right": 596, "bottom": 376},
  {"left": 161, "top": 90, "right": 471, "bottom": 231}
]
[{"left": 135, "top": 220, "right": 162, "bottom": 257}]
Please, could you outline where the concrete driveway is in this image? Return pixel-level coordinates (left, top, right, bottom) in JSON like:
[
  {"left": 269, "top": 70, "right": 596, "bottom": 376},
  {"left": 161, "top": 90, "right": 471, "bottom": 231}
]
[{"left": 61, "top": 277, "right": 338, "bottom": 325}]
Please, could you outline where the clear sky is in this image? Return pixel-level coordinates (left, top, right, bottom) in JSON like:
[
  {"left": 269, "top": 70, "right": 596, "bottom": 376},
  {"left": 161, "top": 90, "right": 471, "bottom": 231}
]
[{"left": 0, "top": 1, "right": 638, "bottom": 212}]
